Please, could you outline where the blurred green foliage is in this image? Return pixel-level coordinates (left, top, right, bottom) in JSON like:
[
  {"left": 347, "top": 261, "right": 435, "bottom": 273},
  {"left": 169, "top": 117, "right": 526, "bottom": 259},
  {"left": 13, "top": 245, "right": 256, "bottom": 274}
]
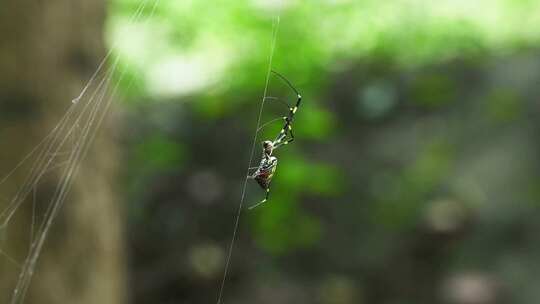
[
  {"left": 486, "top": 89, "right": 523, "bottom": 123},
  {"left": 105, "top": 1, "right": 540, "bottom": 303},
  {"left": 374, "top": 142, "right": 454, "bottom": 229},
  {"left": 132, "top": 135, "right": 186, "bottom": 172}
]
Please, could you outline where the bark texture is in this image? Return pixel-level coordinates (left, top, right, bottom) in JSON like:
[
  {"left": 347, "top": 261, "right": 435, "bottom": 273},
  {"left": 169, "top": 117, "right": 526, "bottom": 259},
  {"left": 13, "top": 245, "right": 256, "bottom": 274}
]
[{"left": 0, "top": 1, "right": 125, "bottom": 303}]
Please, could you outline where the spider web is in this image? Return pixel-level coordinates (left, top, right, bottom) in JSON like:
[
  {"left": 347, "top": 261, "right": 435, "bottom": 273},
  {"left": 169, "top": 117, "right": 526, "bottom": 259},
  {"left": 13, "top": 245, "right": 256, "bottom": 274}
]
[
  {"left": 216, "top": 15, "right": 281, "bottom": 304},
  {"left": 0, "top": 0, "right": 161, "bottom": 303}
]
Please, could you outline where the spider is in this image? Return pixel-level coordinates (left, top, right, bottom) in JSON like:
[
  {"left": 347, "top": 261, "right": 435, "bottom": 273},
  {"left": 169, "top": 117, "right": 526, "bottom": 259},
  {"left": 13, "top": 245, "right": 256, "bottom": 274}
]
[{"left": 247, "top": 71, "right": 301, "bottom": 210}]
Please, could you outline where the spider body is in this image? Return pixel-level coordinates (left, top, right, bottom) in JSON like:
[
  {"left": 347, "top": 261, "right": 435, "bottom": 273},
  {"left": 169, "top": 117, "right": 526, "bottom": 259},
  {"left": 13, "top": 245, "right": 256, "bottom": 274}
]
[
  {"left": 247, "top": 71, "right": 301, "bottom": 210},
  {"left": 253, "top": 155, "right": 277, "bottom": 190}
]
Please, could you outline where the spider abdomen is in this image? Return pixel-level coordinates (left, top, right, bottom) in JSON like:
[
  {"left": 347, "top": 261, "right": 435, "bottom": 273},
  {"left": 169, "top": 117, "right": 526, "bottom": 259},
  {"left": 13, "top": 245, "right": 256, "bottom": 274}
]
[
  {"left": 254, "top": 157, "right": 277, "bottom": 189},
  {"left": 254, "top": 170, "right": 274, "bottom": 189}
]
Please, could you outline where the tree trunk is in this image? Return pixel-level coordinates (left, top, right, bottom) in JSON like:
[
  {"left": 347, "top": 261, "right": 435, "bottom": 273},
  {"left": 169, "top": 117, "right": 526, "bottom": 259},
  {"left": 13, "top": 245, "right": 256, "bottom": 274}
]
[{"left": 0, "top": 1, "right": 125, "bottom": 303}]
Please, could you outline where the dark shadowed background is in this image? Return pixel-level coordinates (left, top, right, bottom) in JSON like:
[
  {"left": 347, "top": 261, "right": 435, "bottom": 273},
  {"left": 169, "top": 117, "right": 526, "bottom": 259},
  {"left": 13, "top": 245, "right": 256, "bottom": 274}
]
[{"left": 2, "top": 1, "right": 540, "bottom": 304}]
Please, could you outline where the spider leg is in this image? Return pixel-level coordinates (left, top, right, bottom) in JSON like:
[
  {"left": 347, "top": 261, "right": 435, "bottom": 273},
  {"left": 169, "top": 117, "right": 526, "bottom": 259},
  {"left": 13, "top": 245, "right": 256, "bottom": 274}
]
[
  {"left": 274, "top": 124, "right": 295, "bottom": 149},
  {"left": 271, "top": 70, "right": 302, "bottom": 117},
  {"left": 264, "top": 96, "right": 291, "bottom": 109},
  {"left": 280, "top": 129, "right": 295, "bottom": 146},
  {"left": 248, "top": 188, "right": 270, "bottom": 210},
  {"left": 273, "top": 122, "right": 288, "bottom": 144},
  {"left": 272, "top": 93, "right": 301, "bottom": 148},
  {"left": 257, "top": 116, "right": 289, "bottom": 132},
  {"left": 289, "top": 93, "right": 302, "bottom": 118},
  {"left": 247, "top": 167, "right": 259, "bottom": 178}
]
